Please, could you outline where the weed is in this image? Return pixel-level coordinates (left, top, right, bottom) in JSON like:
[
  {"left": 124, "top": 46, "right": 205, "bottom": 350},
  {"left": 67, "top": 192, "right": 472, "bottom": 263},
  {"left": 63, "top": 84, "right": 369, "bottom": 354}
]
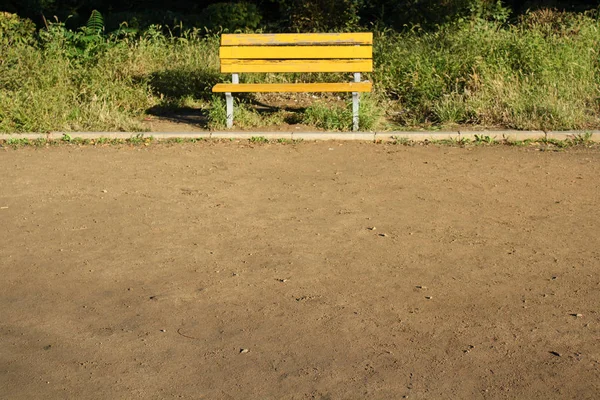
[
  {"left": 32, "top": 138, "right": 47, "bottom": 147},
  {"left": 301, "top": 95, "right": 381, "bottom": 131},
  {"left": 392, "top": 136, "right": 411, "bottom": 145},
  {"left": 207, "top": 96, "right": 271, "bottom": 129},
  {"left": 207, "top": 96, "right": 227, "bottom": 129},
  {"left": 541, "top": 137, "right": 568, "bottom": 148},
  {"left": 5, "top": 138, "right": 30, "bottom": 148},
  {"left": 473, "top": 134, "right": 494, "bottom": 145},
  {"left": 303, "top": 102, "right": 350, "bottom": 131},
  {"left": 568, "top": 131, "right": 593, "bottom": 145},
  {"left": 249, "top": 136, "right": 269, "bottom": 144},
  {"left": 128, "top": 134, "right": 146, "bottom": 144}
]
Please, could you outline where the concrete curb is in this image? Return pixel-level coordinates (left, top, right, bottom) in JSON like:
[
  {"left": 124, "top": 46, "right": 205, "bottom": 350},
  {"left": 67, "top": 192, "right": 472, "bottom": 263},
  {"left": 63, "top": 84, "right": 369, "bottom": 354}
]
[
  {"left": 1, "top": 130, "right": 599, "bottom": 142},
  {"left": 377, "top": 131, "right": 460, "bottom": 142}
]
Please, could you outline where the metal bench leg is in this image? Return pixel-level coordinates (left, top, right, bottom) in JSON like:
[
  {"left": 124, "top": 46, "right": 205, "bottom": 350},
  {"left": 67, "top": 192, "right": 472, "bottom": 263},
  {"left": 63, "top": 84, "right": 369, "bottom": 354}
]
[
  {"left": 352, "top": 73, "right": 361, "bottom": 132},
  {"left": 225, "top": 73, "right": 239, "bottom": 129},
  {"left": 226, "top": 92, "right": 233, "bottom": 128}
]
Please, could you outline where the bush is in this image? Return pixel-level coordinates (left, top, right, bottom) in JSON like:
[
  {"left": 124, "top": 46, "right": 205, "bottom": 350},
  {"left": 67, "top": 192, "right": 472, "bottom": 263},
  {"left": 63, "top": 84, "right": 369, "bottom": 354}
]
[
  {"left": 361, "top": 0, "right": 510, "bottom": 31},
  {"left": 279, "top": 0, "right": 361, "bottom": 32},
  {"left": 374, "top": 11, "right": 600, "bottom": 129},
  {"left": 0, "top": 24, "right": 220, "bottom": 133},
  {"left": 200, "top": 2, "right": 262, "bottom": 32},
  {"left": 0, "top": 12, "right": 36, "bottom": 46}
]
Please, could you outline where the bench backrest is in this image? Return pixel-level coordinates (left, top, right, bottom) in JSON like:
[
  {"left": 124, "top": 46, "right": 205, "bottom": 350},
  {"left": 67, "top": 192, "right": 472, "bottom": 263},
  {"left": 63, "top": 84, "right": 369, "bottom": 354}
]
[{"left": 219, "top": 33, "right": 373, "bottom": 74}]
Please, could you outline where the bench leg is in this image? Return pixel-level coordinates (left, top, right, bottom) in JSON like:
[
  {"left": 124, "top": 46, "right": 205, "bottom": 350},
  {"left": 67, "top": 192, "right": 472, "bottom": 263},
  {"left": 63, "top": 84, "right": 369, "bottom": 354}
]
[
  {"left": 352, "top": 73, "right": 361, "bottom": 131},
  {"left": 352, "top": 92, "right": 359, "bottom": 132},
  {"left": 226, "top": 92, "right": 233, "bottom": 128}
]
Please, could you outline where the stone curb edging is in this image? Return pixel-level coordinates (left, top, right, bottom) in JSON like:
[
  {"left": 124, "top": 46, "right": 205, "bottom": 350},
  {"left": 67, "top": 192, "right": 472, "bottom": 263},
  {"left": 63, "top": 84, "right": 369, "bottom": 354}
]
[{"left": 0, "top": 130, "right": 599, "bottom": 142}]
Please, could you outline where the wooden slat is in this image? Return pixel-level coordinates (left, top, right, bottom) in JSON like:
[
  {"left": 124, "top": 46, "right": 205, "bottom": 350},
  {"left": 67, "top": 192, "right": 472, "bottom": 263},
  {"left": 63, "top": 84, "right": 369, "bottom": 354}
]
[
  {"left": 221, "top": 33, "right": 372, "bottom": 46},
  {"left": 212, "top": 82, "right": 372, "bottom": 93},
  {"left": 220, "top": 46, "right": 372, "bottom": 60},
  {"left": 221, "top": 59, "right": 373, "bottom": 73}
]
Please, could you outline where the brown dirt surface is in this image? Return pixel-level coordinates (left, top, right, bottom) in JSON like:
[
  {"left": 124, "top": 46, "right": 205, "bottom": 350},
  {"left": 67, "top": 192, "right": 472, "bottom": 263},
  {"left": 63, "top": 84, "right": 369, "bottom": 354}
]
[{"left": 1, "top": 142, "right": 599, "bottom": 399}]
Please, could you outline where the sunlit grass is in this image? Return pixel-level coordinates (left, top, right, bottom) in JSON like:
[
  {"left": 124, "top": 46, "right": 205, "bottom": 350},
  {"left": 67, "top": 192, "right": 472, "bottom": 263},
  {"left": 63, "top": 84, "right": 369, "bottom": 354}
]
[{"left": 2, "top": 10, "right": 600, "bottom": 132}]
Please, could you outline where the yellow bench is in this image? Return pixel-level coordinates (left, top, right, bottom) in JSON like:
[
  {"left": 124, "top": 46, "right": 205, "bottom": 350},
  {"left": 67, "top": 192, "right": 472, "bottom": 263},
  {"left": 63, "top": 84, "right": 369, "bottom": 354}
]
[{"left": 212, "top": 33, "right": 373, "bottom": 131}]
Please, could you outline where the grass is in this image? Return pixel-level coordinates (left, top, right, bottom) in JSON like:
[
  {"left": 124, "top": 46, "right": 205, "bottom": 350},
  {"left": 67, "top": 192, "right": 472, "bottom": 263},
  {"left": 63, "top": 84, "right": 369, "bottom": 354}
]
[
  {"left": 374, "top": 11, "right": 600, "bottom": 130},
  {"left": 300, "top": 94, "right": 381, "bottom": 131},
  {"left": 2, "top": 10, "right": 600, "bottom": 132}
]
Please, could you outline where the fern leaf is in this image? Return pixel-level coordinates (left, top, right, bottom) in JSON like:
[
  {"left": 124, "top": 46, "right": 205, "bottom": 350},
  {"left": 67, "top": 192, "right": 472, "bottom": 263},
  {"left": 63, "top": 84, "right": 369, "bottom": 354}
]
[{"left": 86, "top": 10, "right": 104, "bottom": 34}]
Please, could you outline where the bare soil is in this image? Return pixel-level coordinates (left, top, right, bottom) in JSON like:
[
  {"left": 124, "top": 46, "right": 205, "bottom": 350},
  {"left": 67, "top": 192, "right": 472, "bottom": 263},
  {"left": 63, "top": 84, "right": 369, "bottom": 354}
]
[{"left": 1, "top": 142, "right": 599, "bottom": 399}]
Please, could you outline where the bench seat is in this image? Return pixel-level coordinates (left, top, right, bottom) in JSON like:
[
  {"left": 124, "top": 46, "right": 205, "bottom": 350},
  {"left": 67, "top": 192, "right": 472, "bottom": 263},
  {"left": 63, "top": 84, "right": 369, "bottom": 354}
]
[{"left": 212, "top": 82, "right": 372, "bottom": 93}]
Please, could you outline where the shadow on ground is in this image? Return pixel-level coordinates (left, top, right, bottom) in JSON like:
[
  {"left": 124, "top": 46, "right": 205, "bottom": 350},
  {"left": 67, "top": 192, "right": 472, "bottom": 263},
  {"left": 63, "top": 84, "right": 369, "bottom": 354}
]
[
  {"left": 143, "top": 69, "right": 219, "bottom": 129},
  {"left": 143, "top": 69, "right": 323, "bottom": 129}
]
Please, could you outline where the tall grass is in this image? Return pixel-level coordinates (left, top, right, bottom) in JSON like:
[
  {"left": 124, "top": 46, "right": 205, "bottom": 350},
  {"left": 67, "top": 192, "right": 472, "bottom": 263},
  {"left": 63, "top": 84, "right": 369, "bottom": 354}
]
[
  {"left": 0, "top": 22, "right": 220, "bottom": 132},
  {"left": 374, "top": 11, "right": 600, "bottom": 130},
  {"left": 302, "top": 94, "right": 381, "bottom": 131},
  {"left": 2, "top": 10, "right": 600, "bottom": 132}
]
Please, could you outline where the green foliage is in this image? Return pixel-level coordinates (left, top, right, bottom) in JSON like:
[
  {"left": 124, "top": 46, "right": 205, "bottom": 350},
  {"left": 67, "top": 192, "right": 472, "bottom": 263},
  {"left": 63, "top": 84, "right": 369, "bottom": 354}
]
[
  {"left": 85, "top": 10, "right": 105, "bottom": 34},
  {"left": 249, "top": 136, "right": 269, "bottom": 143},
  {"left": 207, "top": 96, "right": 262, "bottom": 129},
  {"left": 208, "top": 95, "right": 228, "bottom": 129},
  {"left": 374, "top": 11, "right": 600, "bottom": 130},
  {"left": 0, "top": 12, "right": 36, "bottom": 46},
  {"left": 303, "top": 102, "right": 350, "bottom": 130},
  {"left": 200, "top": 2, "right": 262, "bottom": 32},
  {"left": 361, "top": 0, "right": 511, "bottom": 31},
  {"left": 302, "top": 95, "right": 380, "bottom": 131},
  {"left": 357, "top": 94, "right": 382, "bottom": 131},
  {"left": 38, "top": 11, "right": 108, "bottom": 63},
  {"left": 3, "top": 8, "right": 600, "bottom": 133},
  {"left": 0, "top": 23, "right": 220, "bottom": 133},
  {"left": 279, "top": 0, "right": 361, "bottom": 32}
]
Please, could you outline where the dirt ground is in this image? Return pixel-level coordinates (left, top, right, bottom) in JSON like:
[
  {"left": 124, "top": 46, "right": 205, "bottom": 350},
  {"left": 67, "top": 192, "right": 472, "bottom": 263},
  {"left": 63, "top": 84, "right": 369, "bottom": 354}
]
[{"left": 1, "top": 142, "right": 599, "bottom": 399}]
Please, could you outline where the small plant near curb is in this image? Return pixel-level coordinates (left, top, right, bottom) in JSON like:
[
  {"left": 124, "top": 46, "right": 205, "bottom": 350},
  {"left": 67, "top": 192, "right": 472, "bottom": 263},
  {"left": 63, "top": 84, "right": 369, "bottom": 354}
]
[
  {"left": 5, "top": 138, "right": 31, "bottom": 148},
  {"left": 249, "top": 136, "right": 269, "bottom": 144},
  {"left": 506, "top": 139, "right": 533, "bottom": 147},
  {"left": 128, "top": 134, "right": 146, "bottom": 145},
  {"left": 473, "top": 134, "right": 494, "bottom": 145},
  {"left": 568, "top": 131, "right": 593, "bottom": 145},
  {"left": 542, "top": 137, "right": 568, "bottom": 148},
  {"left": 1, "top": 133, "right": 598, "bottom": 149},
  {"left": 392, "top": 136, "right": 412, "bottom": 146}
]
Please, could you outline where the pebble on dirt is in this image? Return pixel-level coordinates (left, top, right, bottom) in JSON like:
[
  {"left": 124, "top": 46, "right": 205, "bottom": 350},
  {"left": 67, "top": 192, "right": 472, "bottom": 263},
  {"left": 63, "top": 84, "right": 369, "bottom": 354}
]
[{"left": 240, "top": 348, "right": 249, "bottom": 354}]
